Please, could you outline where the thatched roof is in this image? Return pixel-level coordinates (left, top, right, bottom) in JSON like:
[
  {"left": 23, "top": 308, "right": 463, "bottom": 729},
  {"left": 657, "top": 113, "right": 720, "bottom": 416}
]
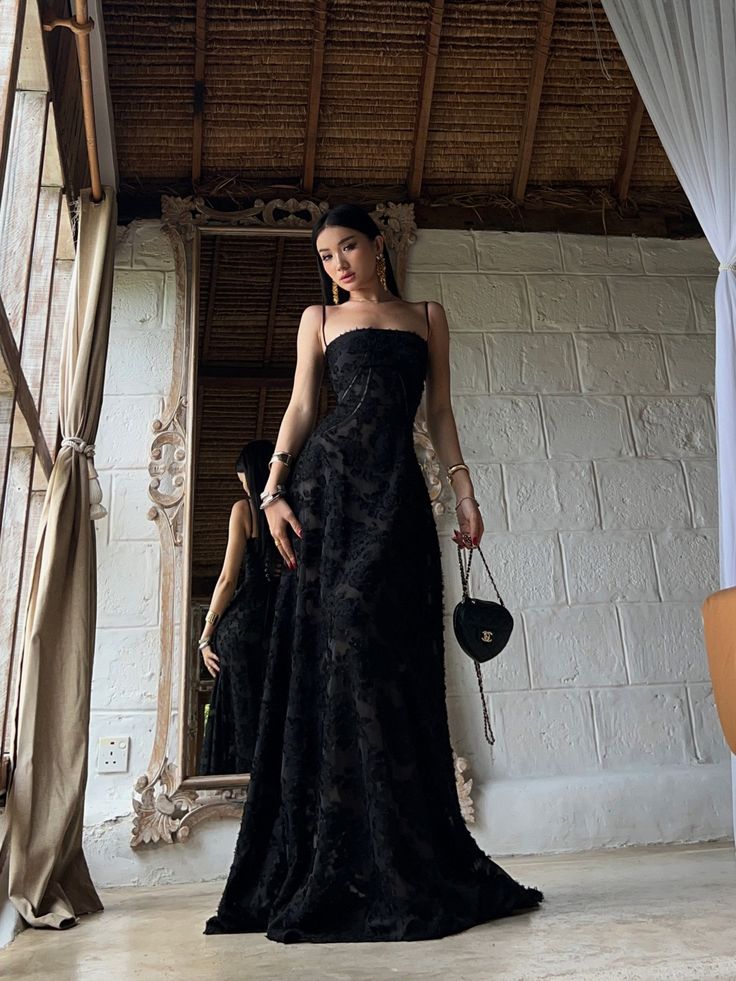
[{"left": 102, "top": 0, "right": 691, "bottom": 230}]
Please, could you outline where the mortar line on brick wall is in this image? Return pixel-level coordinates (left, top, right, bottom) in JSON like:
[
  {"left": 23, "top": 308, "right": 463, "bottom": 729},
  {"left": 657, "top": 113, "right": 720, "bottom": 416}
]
[
  {"left": 522, "top": 275, "right": 535, "bottom": 331},
  {"left": 537, "top": 393, "right": 552, "bottom": 459},
  {"left": 588, "top": 689, "right": 603, "bottom": 766},
  {"left": 554, "top": 234, "right": 564, "bottom": 271},
  {"left": 622, "top": 395, "right": 641, "bottom": 456},
  {"left": 557, "top": 233, "right": 566, "bottom": 273},
  {"left": 556, "top": 531, "right": 572, "bottom": 606},
  {"left": 613, "top": 604, "right": 632, "bottom": 685},
  {"left": 519, "top": 611, "right": 535, "bottom": 689},
  {"left": 684, "top": 276, "right": 713, "bottom": 335},
  {"left": 498, "top": 463, "right": 511, "bottom": 531},
  {"left": 684, "top": 685, "right": 703, "bottom": 763},
  {"left": 647, "top": 530, "right": 664, "bottom": 602},
  {"left": 679, "top": 459, "right": 697, "bottom": 529},
  {"left": 659, "top": 335, "right": 674, "bottom": 392},
  {"left": 683, "top": 274, "right": 699, "bottom": 333},
  {"left": 569, "top": 333, "right": 584, "bottom": 392},
  {"left": 589, "top": 460, "right": 604, "bottom": 530},
  {"left": 603, "top": 278, "right": 619, "bottom": 332},
  {"left": 482, "top": 332, "right": 494, "bottom": 395},
  {"left": 633, "top": 237, "right": 645, "bottom": 274}
]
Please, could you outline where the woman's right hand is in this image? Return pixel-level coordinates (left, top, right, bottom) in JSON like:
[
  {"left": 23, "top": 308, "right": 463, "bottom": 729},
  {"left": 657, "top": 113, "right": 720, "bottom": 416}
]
[
  {"left": 264, "top": 497, "right": 303, "bottom": 570},
  {"left": 201, "top": 644, "right": 219, "bottom": 677}
]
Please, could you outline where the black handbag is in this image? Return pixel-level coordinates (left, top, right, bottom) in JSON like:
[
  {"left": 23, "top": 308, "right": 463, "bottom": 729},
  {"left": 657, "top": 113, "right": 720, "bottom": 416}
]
[{"left": 452, "top": 541, "right": 514, "bottom": 746}]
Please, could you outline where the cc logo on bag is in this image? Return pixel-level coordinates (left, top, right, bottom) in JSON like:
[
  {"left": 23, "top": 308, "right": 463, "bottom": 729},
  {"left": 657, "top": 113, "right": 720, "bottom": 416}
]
[{"left": 481, "top": 630, "right": 494, "bottom": 643}]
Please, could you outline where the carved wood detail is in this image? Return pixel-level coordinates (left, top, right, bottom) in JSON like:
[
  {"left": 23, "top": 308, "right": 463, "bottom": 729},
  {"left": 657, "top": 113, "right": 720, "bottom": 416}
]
[{"left": 133, "top": 198, "right": 463, "bottom": 847}]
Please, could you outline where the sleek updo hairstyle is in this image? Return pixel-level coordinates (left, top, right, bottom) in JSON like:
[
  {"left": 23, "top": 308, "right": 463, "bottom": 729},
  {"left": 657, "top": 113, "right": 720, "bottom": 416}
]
[
  {"left": 235, "top": 439, "right": 280, "bottom": 569},
  {"left": 311, "top": 203, "right": 402, "bottom": 306}
]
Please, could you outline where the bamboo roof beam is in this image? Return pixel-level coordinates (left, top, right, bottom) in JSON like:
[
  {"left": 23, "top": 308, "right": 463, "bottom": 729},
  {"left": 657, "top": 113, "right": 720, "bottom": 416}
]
[
  {"left": 407, "top": 0, "right": 444, "bottom": 202},
  {"left": 613, "top": 89, "right": 644, "bottom": 203},
  {"left": 192, "top": 0, "right": 207, "bottom": 185},
  {"left": 302, "top": 0, "right": 327, "bottom": 195},
  {"left": 511, "top": 0, "right": 557, "bottom": 206}
]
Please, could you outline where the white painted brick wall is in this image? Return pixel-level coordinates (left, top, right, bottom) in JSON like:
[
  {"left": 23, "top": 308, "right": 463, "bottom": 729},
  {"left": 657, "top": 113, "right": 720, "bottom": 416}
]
[
  {"left": 86, "top": 222, "right": 181, "bottom": 881},
  {"left": 88, "top": 224, "right": 729, "bottom": 886},
  {"left": 406, "top": 229, "right": 729, "bottom": 853}
]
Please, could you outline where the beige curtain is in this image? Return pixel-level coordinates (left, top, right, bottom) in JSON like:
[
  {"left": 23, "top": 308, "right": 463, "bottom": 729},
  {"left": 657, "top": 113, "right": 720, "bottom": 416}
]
[{"left": 6, "top": 187, "right": 117, "bottom": 928}]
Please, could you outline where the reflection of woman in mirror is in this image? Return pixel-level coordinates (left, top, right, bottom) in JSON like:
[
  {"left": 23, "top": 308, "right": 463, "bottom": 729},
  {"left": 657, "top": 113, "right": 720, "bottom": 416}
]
[
  {"left": 205, "top": 204, "right": 543, "bottom": 942},
  {"left": 198, "top": 440, "right": 282, "bottom": 775}
]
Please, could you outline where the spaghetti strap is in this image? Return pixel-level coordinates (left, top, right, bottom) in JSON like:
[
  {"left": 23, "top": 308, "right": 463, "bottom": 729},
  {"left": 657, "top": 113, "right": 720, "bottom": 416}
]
[{"left": 425, "top": 300, "right": 431, "bottom": 342}]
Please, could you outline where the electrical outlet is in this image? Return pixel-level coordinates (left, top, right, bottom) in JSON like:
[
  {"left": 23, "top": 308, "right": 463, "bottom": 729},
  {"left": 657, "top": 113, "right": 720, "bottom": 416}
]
[{"left": 96, "top": 737, "right": 130, "bottom": 774}]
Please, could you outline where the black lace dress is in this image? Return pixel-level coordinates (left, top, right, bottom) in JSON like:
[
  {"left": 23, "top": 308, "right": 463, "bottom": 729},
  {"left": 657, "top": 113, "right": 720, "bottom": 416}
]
[
  {"left": 204, "top": 303, "right": 543, "bottom": 942},
  {"left": 199, "top": 536, "right": 281, "bottom": 775}
]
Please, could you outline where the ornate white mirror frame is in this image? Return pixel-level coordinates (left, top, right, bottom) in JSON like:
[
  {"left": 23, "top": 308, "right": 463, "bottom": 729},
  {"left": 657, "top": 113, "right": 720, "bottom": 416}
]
[{"left": 130, "top": 196, "right": 475, "bottom": 848}]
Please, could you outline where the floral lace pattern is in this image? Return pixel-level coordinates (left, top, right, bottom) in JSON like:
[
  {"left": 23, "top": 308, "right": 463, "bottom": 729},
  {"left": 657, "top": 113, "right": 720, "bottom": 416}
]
[{"left": 204, "top": 321, "right": 543, "bottom": 943}]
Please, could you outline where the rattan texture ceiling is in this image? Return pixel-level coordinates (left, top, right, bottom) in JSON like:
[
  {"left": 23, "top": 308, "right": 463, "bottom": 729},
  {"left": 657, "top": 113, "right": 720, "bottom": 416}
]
[{"left": 103, "top": 0, "right": 678, "bottom": 199}]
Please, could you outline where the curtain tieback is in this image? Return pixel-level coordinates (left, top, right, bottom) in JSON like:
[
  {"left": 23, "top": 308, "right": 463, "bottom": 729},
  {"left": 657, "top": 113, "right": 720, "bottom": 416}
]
[
  {"left": 718, "top": 262, "right": 736, "bottom": 271},
  {"left": 60, "top": 436, "right": 107, "bottom": 521},
  {"left": 61, "top": 436, "right": 96, "bottom": 457}
]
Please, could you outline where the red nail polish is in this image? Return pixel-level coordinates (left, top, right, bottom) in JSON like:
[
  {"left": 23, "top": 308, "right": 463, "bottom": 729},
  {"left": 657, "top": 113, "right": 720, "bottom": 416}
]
[{"left": 472, "top": 536, "right": 478, "bottom": 545}]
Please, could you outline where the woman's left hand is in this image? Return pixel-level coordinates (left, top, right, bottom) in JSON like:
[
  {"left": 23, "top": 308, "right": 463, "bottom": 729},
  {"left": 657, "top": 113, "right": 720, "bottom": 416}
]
[{"left": 453, "top": 497, "right": 484, "bottom": 549}]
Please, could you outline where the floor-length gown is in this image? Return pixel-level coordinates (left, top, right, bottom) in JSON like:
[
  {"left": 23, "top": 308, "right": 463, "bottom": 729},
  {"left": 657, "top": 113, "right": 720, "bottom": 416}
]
[
  {"left": 204, "top": 301, "right": 543, "bottom": 943},
  {"left": 200, "top": 536, "right": 281, "bottom": 775}
]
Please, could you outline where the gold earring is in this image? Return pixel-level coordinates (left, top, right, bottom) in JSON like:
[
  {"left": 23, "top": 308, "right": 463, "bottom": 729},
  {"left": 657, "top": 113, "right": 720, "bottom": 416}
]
[
  {"left": 332, "top": 281, "right": 339, "bottom": 304},
  {"left": 376, "top": 253, "right": 387, "bottom": 289}
]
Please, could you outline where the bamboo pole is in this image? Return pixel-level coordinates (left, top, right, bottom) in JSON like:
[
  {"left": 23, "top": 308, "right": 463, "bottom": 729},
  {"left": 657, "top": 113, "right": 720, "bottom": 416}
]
[
  {"left": 74, "top": 1, "right": 102, "bottom": 202},
  {"left": 43, "top": 4, "right": 103, "bottom": 203}
]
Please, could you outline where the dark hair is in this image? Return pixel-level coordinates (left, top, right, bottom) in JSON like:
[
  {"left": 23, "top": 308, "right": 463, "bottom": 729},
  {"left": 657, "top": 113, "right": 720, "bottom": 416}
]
[
  {"left": 235, "top": 439, "right": 279, "bottom": 569},
  {"left": 311, "top": 203, "right": 402, "bottom": 305}
]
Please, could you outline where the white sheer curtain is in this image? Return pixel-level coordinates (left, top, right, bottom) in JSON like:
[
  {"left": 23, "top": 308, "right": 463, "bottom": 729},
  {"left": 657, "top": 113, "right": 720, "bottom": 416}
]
[{"left": 601, "top": 0, "right": 736, "bottom": 826}]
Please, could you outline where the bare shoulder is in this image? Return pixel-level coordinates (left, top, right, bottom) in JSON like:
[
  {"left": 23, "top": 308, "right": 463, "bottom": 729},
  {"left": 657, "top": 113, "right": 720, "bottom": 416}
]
[
  {"left": 302, "top": 303, "right": 324, "bottom": 319},
  {"left": 403, "top": 298, "right": 446, "bottom": 324},
  {"left": 296, "top": 304, "right": 325, "bottom": 344},
  {"left": 425, "top": 300, "right": 448, "bottom": 333},
  {"left": 300, "top": 303, "right": 325, "bottom": 328},
  {"left": 230, "top": 498, "right": 252, "bottom": 535},
  {"left": 425, "top": 299, "right": 446, "bottom": 316}
]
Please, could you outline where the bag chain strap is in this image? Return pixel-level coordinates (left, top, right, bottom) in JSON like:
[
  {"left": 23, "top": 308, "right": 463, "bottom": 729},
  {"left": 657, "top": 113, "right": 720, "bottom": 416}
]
[
  {"left": 456, "top": 541, "right": 496, "bottom": 747},
  {"left": 456, "top": 541, "right": 505, "bottom": 606}
]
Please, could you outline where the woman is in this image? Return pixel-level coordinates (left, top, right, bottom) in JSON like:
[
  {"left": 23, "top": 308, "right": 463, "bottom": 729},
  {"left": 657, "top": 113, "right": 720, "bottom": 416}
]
[
  {"left": 198, "top": 440, "right": 282, "bottom": 775},
  {"left": 205, "top": 203, "right": 543, "bottom": 942}
]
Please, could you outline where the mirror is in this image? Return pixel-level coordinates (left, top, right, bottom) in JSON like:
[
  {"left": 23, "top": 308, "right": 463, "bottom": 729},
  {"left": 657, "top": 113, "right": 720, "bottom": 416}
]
[{"left": 182, "top": 227, "right": 336, "bottom": 783}]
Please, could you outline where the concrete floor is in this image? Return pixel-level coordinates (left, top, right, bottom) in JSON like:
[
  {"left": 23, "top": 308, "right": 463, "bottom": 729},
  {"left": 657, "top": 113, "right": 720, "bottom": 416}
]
[{"left": 2, "top": 843, "right": 735, "bottom": 981}]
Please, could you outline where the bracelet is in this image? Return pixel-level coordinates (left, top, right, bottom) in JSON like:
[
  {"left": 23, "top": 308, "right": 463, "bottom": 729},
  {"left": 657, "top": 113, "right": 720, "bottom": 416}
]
[
  {"left": 204, "top": 610, "right": 219, "bottom": 625},
  {"left": 269, "top": 451, "right": 293, "bottom": 470},
  {"left": 259, "top": 490, "right": 285, "bottom": 510},
  {"left": 447, "top": 463, "right": 470, "bottom": 481},
  {"left": 198, "top": 638, "right": 212, "bottom": 650},
  {"left": 455, "top": 496, "right": 480, "bottom": 511},
  {"left": 260, "top": 483, "right": 287, "bottom": 500}
]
